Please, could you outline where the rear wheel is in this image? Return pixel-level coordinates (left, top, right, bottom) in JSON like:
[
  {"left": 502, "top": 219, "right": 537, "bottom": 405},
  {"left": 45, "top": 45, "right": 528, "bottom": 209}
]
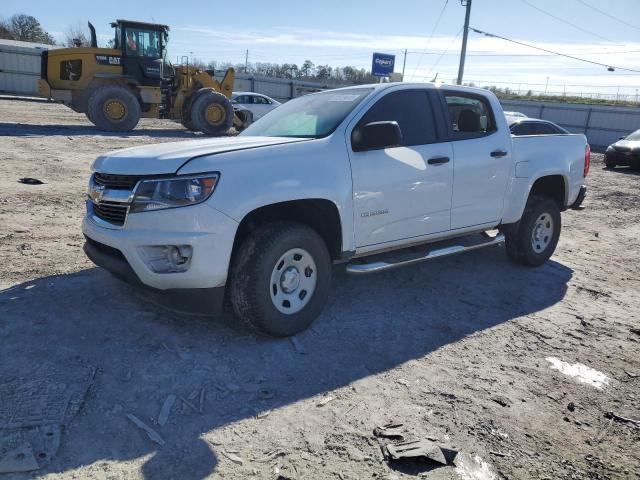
[
  {"left": 229, "top": 222, "right": 332, "bottom": 337},
  {"left": 87, "top": 85, "right": 141, "bottom": 132},
  {"left": 190, "top": 90, "right": 234, "bottom": 136},
  {"left": 504, "top": 195, "right": 561, "bottom": 267}
]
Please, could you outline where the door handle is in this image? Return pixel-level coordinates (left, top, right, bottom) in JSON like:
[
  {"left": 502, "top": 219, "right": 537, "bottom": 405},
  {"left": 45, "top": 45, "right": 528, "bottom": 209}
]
[
  {"left": 428, "top": 156, "right": 450, "bottom": 165},
  {"left": 491, "top": 150, "right": 508, "bottom": 158}
]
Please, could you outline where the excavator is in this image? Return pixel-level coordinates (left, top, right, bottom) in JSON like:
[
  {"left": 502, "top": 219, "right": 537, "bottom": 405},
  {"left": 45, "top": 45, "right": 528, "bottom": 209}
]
[{"left": 37, "top": 19, "right": 252, "bottom": 135}]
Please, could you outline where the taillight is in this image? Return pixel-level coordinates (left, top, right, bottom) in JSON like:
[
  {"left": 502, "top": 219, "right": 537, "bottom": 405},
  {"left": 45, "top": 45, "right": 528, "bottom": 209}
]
[{"left": 584, "top": 144, "right": 591, "bottom": 177}]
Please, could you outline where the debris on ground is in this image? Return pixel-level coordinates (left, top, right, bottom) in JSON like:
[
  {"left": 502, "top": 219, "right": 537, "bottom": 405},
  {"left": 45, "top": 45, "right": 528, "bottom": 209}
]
[
  {"left": 126, "top": 414, "right": 165, "bottom": 446},
  {"left": 255, "top": 449, "right": 286, "bottom": 463},
  {"left": 604, "top": 411, "right": 640, "bottom": 429},
  {"left": 385, "top": 439, "right": 457, "bottom": 466},
  {"left": 491, "top": 395, "right": 512, "bottom": 408},
  {"left": 221, "top": 449, "right": 244, "bottom": 465},
  {"left": 17, "top": 178, "right": 45, "bottom": 185},
  {"left": 454, "top": 453, "right": 497, "bottom": 480},
  {"left": 289, "top": 336, "right": 307, "bottom": 354},
  {"left": 373, "top": 423, "right": 405, "bottom": 441},
  {"left": 317, "top": 395, "right": 335, "bottom": 407},
  {"left": 157, "top": 394, "right": 176, "bottom": 426},
  {"left": 546, "top": 357, "right": 610, "bottom": 389}
]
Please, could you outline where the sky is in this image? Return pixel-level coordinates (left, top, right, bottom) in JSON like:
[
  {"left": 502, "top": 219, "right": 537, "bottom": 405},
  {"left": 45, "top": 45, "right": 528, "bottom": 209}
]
[{"left": 3, "top": 0, "right": 640, "bottom": 98}]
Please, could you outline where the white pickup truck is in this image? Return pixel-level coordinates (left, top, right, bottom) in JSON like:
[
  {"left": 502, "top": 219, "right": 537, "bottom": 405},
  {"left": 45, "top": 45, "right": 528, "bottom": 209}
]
[{"left": 83, "top": 83, "right": 589, "bottom": 336}]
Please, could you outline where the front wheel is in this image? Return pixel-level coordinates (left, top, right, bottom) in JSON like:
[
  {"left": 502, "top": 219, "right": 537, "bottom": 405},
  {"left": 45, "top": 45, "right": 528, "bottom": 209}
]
[
  {"left": 190, "top": 90, "right": 234, "bottom": 136},
  {"left": 504, "top": 195, "right": 561, "bottom": 267},
  {"left": 604, "top": 155, "right": 616, "bottom": 169},
  {"left": 229, "top": 222, "right": 332, "bottom": 337}
]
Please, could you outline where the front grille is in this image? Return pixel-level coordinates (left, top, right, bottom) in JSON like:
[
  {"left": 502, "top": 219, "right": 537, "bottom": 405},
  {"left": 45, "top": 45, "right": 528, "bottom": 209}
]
[
  {"left": 94, "top": 172, "right": 142, "bottom": 190},
  {"left": 92, "top": 201, "right": 128, "bottom": 226}
]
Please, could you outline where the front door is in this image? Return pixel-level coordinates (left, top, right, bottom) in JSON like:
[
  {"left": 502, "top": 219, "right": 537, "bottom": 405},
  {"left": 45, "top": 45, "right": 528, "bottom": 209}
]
[{"left": 348, "top": 88, "right": 454, "bottom": 248}]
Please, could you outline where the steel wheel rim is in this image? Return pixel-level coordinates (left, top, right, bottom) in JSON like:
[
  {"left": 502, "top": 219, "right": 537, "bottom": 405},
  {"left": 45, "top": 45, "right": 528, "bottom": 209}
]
[
  {"left": 205, "top": 104, "right": 225, "bottom": 125},
  {"left": 103, "top": 99, "right": 126, "bottom": 121},
  {"left": 269, "top": 248, "right": 317, "bottom": 315},
  {"left": 531, "top": 212, "right": 554, "bottom": 253}
]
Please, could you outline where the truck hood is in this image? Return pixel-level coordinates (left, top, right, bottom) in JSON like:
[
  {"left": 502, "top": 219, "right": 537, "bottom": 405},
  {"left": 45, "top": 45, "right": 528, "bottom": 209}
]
[{"left": 92, "top": 136, "right": 310, "bottom": 175}]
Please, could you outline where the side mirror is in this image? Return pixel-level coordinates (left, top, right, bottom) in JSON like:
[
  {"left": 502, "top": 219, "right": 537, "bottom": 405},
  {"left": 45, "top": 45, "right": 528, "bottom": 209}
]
[
  {"left": 619, "top": 136, "right": 626, "bottom": 140},
  {"left": 352, "top": 121, "right": 402, "bottom": 152}
]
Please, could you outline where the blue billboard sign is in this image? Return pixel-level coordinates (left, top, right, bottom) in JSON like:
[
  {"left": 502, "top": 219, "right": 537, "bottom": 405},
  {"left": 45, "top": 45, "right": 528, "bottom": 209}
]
[{"left": 372, "top": 52, "right": 396, "bottom": 77}]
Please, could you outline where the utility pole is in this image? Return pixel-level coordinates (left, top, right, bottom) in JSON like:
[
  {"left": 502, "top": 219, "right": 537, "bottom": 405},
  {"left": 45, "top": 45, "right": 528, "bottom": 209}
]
[
  {"left": 401, "top": 49, "right": 407, "bottom": 80},
  {"left": 544, "top": 76, "right": 550, "bottom": 94},
  {"left": 456, "top": 0, "right": 472, "bottom": 85},
  {"left": 244, "top": 49, "right": 249, "bottom": 74}
]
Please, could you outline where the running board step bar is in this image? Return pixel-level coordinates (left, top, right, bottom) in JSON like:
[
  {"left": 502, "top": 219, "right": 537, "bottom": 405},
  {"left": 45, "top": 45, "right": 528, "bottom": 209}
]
[{"left": 345, "top": 233, "right": 505, "bottom": 274}]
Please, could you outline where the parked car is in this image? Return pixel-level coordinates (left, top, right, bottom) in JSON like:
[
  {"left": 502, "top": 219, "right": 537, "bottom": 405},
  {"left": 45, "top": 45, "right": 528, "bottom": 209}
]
[
  {"left": 83, "top": 83, "right": 589, "bottom": 337},
  {"left": 509, "top": 118, "right": 569, "bottom": 136},
  {"left": 504, "top": 110, "right": 528, "bottom": 124},
  {"left": 232, "top": 92, "right": 281, "bottom": 119},
  {"left": 604, "top": 129, "right": 640, "bottom": 170}
]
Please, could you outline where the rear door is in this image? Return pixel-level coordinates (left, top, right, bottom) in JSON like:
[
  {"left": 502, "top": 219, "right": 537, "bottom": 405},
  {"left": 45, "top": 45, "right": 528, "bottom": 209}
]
[
  {"left": 441, "top": 90, "right": 513, "bottom": 230},
  {"left": 348, "top": 87, "right": 454, "bottom": 248}
]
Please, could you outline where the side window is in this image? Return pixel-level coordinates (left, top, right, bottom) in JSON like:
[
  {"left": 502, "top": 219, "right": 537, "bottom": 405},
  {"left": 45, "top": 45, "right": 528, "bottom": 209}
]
[
  {"left": 534, "top": 123, "right": 555, "bottom": 135},
  {"left": 356, "top": 89, "right": 438, "bottom": 147},
  {"left": 234, "top": 95, "right": 250, "bottom": 104},
  {"left": 511, "top": 122, "right": 534, "bottom": 136},
  {"left": 253, "top": 96, "right": 269, "bottom": 105},
  {"left": 60, "top": 60, "right": 82, "bottom": 81},
  {"left": 444, "top": 93, "right": 496, "bottom": 138}
]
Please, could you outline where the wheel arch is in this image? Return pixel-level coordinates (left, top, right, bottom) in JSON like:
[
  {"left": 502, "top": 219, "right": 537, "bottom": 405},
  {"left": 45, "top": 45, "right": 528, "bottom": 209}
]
[
  {"left": 231, "top": 199, "right": 344, "bottom": 262},
  {"left": 529, "top": 174, "right": 568, "bottom": 210},
  {"left": 73, "top": 77, "right": 141, "bottom": 113}
]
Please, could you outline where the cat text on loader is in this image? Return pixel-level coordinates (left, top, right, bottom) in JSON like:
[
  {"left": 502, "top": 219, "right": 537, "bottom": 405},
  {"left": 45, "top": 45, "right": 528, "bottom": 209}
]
[{"left": 37, "top": 20, "right": 252, "bottom": 135}]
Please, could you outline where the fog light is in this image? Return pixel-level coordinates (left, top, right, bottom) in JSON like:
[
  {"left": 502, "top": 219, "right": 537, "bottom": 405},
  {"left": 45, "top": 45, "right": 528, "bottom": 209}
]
[{"left": 138, "top": 245, "right": 193, "bottom": 273}]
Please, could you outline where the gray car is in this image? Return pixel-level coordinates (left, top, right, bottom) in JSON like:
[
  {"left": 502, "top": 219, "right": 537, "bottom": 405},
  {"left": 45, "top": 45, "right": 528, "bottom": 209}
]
[{"left": 605, "top": 129, "right": 640, "bottom": 170}]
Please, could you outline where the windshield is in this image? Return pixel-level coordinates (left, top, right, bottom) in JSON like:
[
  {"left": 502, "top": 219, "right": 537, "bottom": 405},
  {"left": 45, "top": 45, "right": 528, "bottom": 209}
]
[
  {"left": 241, "top": 88, "right": 373, "bottom": 138},
  {"left": 125, "top": 27, "right": 162, "bottom": 58},
  {"left": 625, "top": 129, "right": 640, "bottom": 141}
]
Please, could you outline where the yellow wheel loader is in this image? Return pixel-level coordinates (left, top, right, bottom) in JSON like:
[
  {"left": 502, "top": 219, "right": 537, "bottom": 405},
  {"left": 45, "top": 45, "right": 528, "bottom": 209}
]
[{"left": 37, "top": 20, "right": 252, "bottom": 135}]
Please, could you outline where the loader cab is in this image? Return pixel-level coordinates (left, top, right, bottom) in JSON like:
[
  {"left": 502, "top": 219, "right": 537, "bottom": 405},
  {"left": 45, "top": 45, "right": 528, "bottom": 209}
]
[{"left": 112, "top": 19, "right": 169, "bottom": 87}]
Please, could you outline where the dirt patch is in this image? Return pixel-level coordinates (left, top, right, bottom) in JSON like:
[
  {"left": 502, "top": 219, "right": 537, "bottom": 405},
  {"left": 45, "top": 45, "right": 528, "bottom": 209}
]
[{"left": 1, "top": 98, "right": 639, "bottom": 479}]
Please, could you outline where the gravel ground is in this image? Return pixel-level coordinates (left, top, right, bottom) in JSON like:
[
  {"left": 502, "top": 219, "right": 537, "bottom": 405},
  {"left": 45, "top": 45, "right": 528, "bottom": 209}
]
[{"left": 0, "top": 98, "right": 639, "bottom": 480}]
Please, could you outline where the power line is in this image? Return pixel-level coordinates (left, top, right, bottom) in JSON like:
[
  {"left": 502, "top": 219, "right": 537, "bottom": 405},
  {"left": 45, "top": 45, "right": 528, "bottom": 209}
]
[
  {"left": 421, "top": 27, "right": 464, "bottom": 81},
  {"left": 469, "top": 27, "right": 640, "bottom": 73},
  {"left": 410, "top": 0, "right": 449, "bottom": 78},
  {"left": 517, "top": 0, "right": 618, "bottom": 43},
  {"left": 573, "top": 0, "right": 640, "bottom": 32}
]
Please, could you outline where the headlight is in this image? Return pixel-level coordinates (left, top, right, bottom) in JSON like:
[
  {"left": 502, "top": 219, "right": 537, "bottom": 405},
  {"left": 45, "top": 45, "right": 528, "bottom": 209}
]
[{"left": 130, "top": 173, "right": 219, "bottom": 213}]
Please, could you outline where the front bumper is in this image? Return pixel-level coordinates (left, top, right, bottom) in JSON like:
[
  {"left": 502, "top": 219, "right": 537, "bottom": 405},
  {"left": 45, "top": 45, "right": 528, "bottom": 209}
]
[
  {"left": 605, "top": 150, "right": 640, "bottom": 166},
  {"left": 82, "top": 202, "right": 239, "bottom": 314},
  {"left": 83, "top": 236, "right": 224, "bottom": 315}
]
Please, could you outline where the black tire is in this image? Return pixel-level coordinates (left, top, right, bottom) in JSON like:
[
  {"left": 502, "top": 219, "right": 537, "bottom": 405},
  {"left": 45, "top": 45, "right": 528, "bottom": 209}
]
[
  {"left": 87, "top": 85, "right": 141, "bottom": 132},
  {"left": 503, "top": 195, "right": 561, "bottom": 267},
  {"left": 180, "top": 90, "right": 205, "bottom": 132},
  {"left": 190, "top": 90, "right": 234, "bottom": 136},
  {"left": 234, "top": 108, "right": 254, "bottom": 131},
  {"left": 229, "top": 222, "right": 332, "bottom": 337},
  {"left": 604, "top": 155, "right": 616, "bottom": 169}
]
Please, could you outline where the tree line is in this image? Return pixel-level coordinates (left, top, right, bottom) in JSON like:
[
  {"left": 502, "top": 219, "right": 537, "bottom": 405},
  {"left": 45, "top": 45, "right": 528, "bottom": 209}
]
[
  {"left": 198, "top": 59, "right": 379, "bottom": 85},
  {"left": 0, "top": 14, "right": 56, "bottom": 44}
]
